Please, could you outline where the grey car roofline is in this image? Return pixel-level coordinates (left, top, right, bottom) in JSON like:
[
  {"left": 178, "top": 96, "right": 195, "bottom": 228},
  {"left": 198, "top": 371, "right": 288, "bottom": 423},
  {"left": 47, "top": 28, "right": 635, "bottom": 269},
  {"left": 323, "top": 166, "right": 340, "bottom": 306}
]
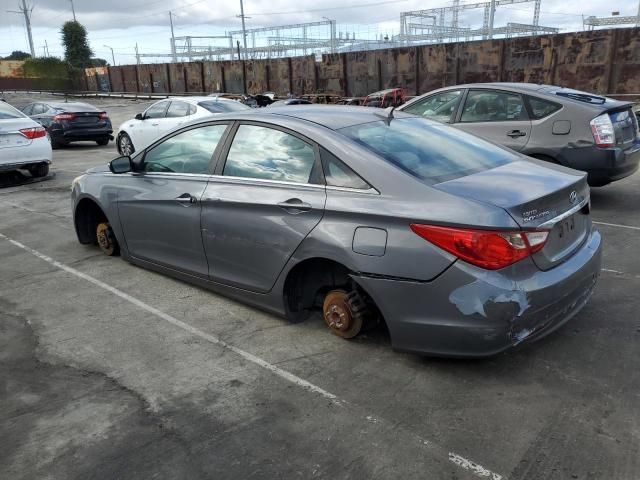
[{"left": 402, "top": 83, "right": 632, "bottom": 111}]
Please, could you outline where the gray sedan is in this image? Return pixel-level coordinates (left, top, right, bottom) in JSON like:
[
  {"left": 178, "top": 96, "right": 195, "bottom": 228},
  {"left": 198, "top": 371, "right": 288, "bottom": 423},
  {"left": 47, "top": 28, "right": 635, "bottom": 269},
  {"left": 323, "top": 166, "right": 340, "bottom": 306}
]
[
  {"left": 71, "top": 106, "right": 602, "bottom": 357},
  {"left": 399, "top": 83, "right": 640, "bottom": 187}
]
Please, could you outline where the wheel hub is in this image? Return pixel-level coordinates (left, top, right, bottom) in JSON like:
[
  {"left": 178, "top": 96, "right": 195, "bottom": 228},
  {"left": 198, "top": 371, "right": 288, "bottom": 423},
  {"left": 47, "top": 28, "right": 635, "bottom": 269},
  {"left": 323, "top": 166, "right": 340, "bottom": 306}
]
[
  {"left": 322, "top": 290, "right": 362, "bottom": 339},
  {"left": 96, "top": 222, "right": 116, "bottom": 255}
]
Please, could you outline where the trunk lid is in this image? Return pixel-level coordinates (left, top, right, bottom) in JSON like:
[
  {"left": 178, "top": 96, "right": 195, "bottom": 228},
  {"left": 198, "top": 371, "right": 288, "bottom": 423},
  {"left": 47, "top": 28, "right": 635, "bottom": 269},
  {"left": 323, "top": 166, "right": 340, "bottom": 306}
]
[
  {"left": 607, "top": 106, "right": 639, "bottom": 145},
  {"left": 434, "top": 160, "right": 590, "bottom": 270},
  {"left": 0, "top": 118, "right": 37, "bottom": 149}
]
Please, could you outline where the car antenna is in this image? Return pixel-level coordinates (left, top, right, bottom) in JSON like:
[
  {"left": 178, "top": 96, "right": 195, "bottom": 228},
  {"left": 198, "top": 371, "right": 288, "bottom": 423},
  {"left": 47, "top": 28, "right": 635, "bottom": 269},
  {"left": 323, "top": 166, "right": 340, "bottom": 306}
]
[{"left": 374, "top": 106, "right": 396, "bottom": 125}]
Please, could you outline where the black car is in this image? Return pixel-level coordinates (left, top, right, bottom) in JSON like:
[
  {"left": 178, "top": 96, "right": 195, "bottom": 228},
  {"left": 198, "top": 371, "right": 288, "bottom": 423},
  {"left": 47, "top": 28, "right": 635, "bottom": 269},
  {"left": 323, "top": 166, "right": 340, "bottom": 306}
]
[
  {"left": 21, "top": 101, "right": 113, "bottom": 148},
  {"left": 268, "top": 99, "right": 313, "bottom": 107}
]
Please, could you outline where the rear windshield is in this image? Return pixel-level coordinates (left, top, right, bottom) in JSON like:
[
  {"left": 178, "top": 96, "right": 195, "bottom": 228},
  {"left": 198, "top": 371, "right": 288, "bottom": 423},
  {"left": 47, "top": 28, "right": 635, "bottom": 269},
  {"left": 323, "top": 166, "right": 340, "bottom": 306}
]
[
  {"left": 339, "top": 118, "right": 515, "bottom": 184},
  {"left": 198, "top": 101, "right": 250, "bottom": 113},
  {"left": 0, "top": 101, "right": 26, "bottom": 119}
]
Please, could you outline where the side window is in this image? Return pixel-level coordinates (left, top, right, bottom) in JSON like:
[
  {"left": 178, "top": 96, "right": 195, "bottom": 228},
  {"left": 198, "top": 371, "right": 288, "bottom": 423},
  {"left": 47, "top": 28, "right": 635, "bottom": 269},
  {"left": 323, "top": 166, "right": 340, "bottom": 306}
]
[
  {"left": 142, "top": 124, "right": 227, "bottom": 174},
  {"left": 320, "top": 148, "right": 370, "bottom": 190},
  {"left": 224, "top": 125, "right": 316, "bottom": 184},
  {"left": 525, "top": 96, "right": 562, "bottom": 120},
  {"left": 460, "top": 90, "right": 526, "bottom": 123},
  {"left": 29, "top": 104, "right": 45, "bottom": 115},
  {"left": 166, "top": 101, "right": 191, "bottom": 118},
  {"left": 188, "top": 104, "right": 197, "bottom": 115},
  {"left": 404, "top": 90, "right": 462, "bottom": 123},
  {"left": 22, "top": 104, "right": 33, "bottom": 115},
  {"left": 144, "top": 101, "right": 169, "bottom": 119}
]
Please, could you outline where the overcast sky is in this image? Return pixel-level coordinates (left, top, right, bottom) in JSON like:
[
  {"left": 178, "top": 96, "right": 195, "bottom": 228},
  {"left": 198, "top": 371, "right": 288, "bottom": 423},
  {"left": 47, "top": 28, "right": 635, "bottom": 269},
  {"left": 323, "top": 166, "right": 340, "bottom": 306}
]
[{"left": 1, "top": 0, "right": 638, "bottom": 64}]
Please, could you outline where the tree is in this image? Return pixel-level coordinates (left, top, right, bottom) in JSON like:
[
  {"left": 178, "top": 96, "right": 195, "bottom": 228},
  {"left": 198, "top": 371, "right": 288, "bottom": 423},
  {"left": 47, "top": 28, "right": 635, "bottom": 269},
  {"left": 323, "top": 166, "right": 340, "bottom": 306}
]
[
  {"left": 61, "top": 21, "right": 93, "bottom": 68},
  {"left": 3, "top": 50, "right": 31, "bottom": 60},
  {"left": 90, "top": 58, "right": 108, "bottom": 67}
]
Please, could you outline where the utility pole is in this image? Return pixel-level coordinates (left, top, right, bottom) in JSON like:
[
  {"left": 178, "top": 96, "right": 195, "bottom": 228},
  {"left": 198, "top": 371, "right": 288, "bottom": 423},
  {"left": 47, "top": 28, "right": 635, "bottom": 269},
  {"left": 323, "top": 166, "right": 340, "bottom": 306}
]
[
  {"left": 135, "top": 43, "right": 140, "bottom": 65},
  {"left": 487, "top": 0, "right": 496, "bottom": 39},
  {"left": 69, "top": 0, "right": 76, "bottom": 21},
  {"left": 238, "top": 0, "right": 248, "bottom": 60},
  {"left": 169, "top": 11, "right": 177, "bottom": 63},
  {"left": 7, "top": 0, "right": 35, "bottom": 57},
  {"left": 104, "top": 45, "right": 116, "bottom": 66}
]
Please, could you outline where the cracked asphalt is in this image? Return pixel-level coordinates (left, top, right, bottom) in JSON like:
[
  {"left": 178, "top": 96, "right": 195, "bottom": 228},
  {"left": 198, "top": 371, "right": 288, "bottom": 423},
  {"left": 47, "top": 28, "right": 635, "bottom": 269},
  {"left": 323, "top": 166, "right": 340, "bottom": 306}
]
[{"left": 1, "top": 92, "right": 639, "bottom": 480}]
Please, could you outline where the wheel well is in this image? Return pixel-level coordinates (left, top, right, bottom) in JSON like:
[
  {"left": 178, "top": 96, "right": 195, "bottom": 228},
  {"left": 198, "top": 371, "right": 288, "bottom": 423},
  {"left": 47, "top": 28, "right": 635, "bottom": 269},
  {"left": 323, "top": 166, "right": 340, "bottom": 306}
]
[
  {"left": 283, "top": 257, "right": 382, "bottom": 325},
  {"left": 74, "top": 198, "right": 108, "bottom": 245}
]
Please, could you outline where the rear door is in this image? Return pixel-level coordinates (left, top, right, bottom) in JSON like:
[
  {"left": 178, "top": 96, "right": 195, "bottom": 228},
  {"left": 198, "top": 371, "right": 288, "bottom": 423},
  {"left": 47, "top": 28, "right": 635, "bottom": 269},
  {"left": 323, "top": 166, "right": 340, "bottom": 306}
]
[
  {"left": 158, "top": 100, "right": 193, "bottom": 134},
  {"left": 201, "top": 122, "right": 326, "bottom": 292},
  {"left": 454, "top": 89, "right": 532, "bottom": 151},
  {"left": 117, "top": 123, "right": 230, "bottom": 277}
]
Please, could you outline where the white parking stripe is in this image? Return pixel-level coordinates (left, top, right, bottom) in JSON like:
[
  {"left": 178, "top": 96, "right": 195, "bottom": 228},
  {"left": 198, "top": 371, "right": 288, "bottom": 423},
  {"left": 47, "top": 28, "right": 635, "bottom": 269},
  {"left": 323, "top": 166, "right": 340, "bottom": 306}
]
[
  {"left": 0, "top": 232, "right": 339, "bottom": 403},
  {"left": 449, "top": 453, "right": 503, "bottom": 480},
  {"left": 0, "top": 232, "right": 506, "bottom": 480},
  {"left": 593, "top": 221, "right": 640, "bottom": 231}
]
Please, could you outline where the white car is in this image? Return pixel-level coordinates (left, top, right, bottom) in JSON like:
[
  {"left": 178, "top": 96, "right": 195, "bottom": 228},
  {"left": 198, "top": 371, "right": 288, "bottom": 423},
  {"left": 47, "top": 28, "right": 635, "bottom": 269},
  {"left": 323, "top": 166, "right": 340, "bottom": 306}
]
[
  {"left": 0, "top": 100, "right": 52, "bottom": 177},
  {"left": 115, "top": 96, "right": 251, "bottom": 156}
]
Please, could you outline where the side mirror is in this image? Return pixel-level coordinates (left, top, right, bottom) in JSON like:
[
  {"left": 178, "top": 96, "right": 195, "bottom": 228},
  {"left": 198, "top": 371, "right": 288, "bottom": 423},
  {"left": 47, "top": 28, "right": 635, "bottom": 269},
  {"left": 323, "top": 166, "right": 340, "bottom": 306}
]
[
  {"left": 135, "top": 113, "right": 144, "bottom": 120},
  {"left": 109, "top": 155, "right": 132, "bottom": 174}
]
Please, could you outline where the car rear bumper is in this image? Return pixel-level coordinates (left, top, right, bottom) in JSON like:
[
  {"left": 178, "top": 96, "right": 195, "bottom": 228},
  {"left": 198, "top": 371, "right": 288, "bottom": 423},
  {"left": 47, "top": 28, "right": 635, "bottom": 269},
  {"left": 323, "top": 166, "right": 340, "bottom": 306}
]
[
  {"left": 561, "top": 141, "right": 640, "bottom": 186},
  {"left": 50, "top": 126, "right": 113, "bottom": 142},
  {"left": 354, "top": 228, "right": 602, "bottom": 358},
  {"left": 0, "top": 137, "right": 52, "bottom": 171}
]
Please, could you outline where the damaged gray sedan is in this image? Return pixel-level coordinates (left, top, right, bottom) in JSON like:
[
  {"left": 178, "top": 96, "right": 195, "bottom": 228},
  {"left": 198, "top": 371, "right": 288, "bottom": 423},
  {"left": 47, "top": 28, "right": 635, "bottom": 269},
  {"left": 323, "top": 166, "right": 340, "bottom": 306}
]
[{"left": 71, "top": 106, "right": 601, "bottom": 357}]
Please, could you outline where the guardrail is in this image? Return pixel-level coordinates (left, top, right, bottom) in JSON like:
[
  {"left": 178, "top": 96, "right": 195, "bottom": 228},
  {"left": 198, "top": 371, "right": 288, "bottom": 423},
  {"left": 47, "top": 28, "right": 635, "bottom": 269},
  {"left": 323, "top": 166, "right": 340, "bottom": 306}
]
[{"left": 0, "top": 89, "right": 213, "bottom": 100}]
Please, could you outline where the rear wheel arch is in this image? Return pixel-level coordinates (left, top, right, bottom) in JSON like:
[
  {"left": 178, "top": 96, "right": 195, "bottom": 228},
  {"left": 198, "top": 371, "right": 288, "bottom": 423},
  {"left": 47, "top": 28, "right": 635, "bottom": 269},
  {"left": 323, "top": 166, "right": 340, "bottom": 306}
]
[{"left": 282, "top": 257, "right": 381, "bottom": 330}]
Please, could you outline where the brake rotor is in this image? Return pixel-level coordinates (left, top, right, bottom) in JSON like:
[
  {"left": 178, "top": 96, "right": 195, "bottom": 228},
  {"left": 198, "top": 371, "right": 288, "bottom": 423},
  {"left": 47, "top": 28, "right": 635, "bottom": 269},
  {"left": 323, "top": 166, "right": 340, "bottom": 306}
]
[
  {"left": 322, "top": 290, "right": 363, "bottom": 339},
  {"left": 96, "top": 222, "right": 117, "bottom": 256}
]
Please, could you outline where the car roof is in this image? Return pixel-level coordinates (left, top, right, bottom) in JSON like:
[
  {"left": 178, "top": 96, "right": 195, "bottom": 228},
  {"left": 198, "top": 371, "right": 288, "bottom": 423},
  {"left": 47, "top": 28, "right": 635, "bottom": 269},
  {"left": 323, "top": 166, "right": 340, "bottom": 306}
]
[
  {"left": 240, "top": 105, "right": 415, "bottom": 130},
  {"left": 409, "top": 82, "right": 632, "bottom": 109},
  {"left": 47, "top": 102, "right": 100, "bottom": 111},
  {"left": 168, "top": 96, "right": 239, "bottom": 104}
]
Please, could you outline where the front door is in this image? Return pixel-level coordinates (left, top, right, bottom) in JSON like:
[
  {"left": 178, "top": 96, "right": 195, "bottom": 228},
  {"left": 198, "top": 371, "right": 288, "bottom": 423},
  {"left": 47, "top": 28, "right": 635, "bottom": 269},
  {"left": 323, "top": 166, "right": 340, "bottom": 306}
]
[
  {"left": 117, "top": 123, "right": 229, "bottom": 277},
  {"left": 201, "top": 123, "right": 326, "bottom": 293},
  {"left": 454, "top": 89, "right": 532, "bottom": 151}
]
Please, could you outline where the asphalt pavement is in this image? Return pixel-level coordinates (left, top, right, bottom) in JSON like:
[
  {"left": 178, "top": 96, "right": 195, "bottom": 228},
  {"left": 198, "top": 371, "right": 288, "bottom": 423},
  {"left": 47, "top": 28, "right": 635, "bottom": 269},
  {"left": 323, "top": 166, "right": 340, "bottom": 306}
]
[{"left": 1, "top": 92, "right": 639, "bottom": 480}]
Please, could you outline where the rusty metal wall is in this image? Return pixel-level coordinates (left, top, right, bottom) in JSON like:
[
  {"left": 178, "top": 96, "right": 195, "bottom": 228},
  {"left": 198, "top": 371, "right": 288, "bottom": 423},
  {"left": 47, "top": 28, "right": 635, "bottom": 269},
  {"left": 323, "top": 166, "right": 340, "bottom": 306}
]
[
  {"left": 0, "top": 61, "right": 25, "bottom": 78},
  {"left": 71, "top": 27, "right": 640, "bottom": 97},
  {"left": 317, "top": 54, "right": 344, "bottom": 95},
  {"left": 167, "top": 62, "right": 204, "bottom": 93}
]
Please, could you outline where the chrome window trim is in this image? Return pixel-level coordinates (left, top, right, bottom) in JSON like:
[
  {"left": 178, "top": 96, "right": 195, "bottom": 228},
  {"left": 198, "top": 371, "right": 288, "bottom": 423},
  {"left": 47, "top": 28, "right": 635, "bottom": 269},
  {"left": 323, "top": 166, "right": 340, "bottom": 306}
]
[
  {"left": 325, "top": 185, "right": 380, "bottom": 195},
  {"left": 209, "top": 174, "right": 325, "bottom": 189},
  {"left": 538, "top": 197, "right": 590, "bottom": 229}
]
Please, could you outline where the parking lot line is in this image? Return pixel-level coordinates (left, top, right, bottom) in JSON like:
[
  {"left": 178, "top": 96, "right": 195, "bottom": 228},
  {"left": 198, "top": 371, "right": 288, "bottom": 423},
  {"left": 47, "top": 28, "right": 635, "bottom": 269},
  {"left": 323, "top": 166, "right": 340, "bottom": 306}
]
[
  {"left": 0, "top": 231, "right": 506, "bottom": 480},
  {"left": 593, "top": 221, "right": 640, "bottom": 231}
]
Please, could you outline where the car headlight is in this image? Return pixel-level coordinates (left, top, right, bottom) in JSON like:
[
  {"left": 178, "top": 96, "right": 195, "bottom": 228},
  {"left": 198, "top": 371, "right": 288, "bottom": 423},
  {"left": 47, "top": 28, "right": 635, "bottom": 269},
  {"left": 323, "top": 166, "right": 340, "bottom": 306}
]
[{"left": 71, "top": 174, "right": 86, "bottom": 191}]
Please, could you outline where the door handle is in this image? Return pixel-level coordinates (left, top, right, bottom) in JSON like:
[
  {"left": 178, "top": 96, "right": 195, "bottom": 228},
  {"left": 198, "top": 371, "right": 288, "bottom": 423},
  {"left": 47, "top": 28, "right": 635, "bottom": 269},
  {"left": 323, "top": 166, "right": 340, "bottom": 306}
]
[
  {"left": 277, "top": 198, "right": 312, "bottom": 213},
  {"left": 175, "top": 193, "right": 197, "bottom": 205},
  {"left": 507, "top": 130, "right": 527, "bottom": 138},
  {"left": 151, "top": 122, "right": 160, "bottom": 126}
]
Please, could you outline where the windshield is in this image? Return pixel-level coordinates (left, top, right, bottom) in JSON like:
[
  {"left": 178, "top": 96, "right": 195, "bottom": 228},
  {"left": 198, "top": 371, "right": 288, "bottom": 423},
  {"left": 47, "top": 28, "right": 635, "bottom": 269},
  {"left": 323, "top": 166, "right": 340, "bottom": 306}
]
[
  {"left": 339, "top": 118, "right": 515, "bottom": 184},
  {"left": 198, "top": 101, "right": 250, "bottom": 113},
  {"left": 0, "top": 101, "right": 26, "bottom": 120}
]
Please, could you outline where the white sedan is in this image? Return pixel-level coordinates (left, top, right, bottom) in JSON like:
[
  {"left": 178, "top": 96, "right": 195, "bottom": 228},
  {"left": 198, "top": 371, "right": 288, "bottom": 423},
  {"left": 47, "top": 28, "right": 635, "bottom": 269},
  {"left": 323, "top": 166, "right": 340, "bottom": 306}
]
[
  {"left": 0, "top": 100, "right": 52, "bottom": 177},
  {"left": 115, "top": 96, "right": 251, "bottom": 156}
]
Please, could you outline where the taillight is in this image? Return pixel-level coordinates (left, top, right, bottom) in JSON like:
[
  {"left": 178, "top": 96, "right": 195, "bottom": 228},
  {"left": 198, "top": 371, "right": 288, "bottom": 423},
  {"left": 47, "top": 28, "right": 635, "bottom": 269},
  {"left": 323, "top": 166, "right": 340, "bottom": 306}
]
[
  {"left": 410, "top": 224, "right": 549, "bottom": 270},
  {"left": 99, "top": 112, "right": 108, "bottom": 119},
  {"left": 53, "top": 112, "right": 76, "bottom": 122},
  {"left": 590, "top": 113, "right": 615, "bottom": 148},
  {"left": 18, "top": 126, "right": 47, "bottom": 139}
]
